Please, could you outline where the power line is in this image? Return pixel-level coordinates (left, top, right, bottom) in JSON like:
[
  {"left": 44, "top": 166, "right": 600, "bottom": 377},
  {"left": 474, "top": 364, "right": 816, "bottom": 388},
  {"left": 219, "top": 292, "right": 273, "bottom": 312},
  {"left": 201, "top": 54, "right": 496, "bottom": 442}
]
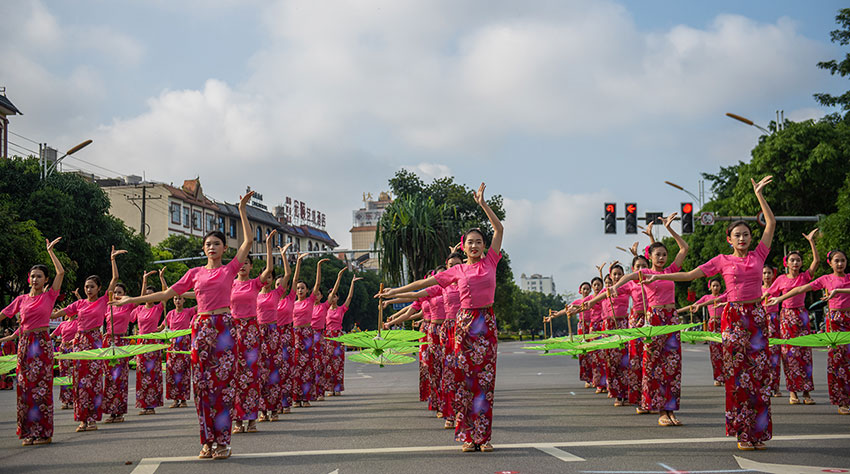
[
  {"left": 7, "top": 130, "right": 40, "bottom": 145},
  {"left": 64, "top": 154, "right": 127, "bottom": 177},
  {"left": 7, "top": 140, "right": 39, "bottom": 155}
]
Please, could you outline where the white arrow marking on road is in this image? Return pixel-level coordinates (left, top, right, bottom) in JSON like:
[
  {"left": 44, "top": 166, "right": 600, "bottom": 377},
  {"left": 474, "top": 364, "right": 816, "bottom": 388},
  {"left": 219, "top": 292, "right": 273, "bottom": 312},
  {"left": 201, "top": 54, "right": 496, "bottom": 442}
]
[
  {"left": 735, "top": 456, "right": 849, "bottom": 474},
  {"left": 328, "top": 470, "right": 339, "bottom": 474},
  {"left": 537, "top": 446, "right": 585, "bottom": 463}
]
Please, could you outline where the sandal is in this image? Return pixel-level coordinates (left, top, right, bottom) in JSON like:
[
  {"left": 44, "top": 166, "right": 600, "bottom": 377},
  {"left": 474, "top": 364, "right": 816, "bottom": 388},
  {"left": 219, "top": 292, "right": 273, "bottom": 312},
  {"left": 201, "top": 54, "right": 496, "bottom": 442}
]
[
  {"left": 614, "top": 400, "right": 624, "bottom": 407},
  {"left": 104, "top": 416, "right": 115, "bottom": 424},
  {"left": 76, "top": 423, "right": 87, "bottom": 432},
  {"left": 258, "top": 412, "right": 268, "bottom": 422},
  {"left": 232, "top": 421, "right": 245, "bottom": 434},
  {"left": 86, "top": 422, "right": 97, "bottom": 431},
  {"left": 584, "top": 382, "right": 592, "bottom": 389},
  {"left": 635, "top": 407, "right": 650, "bottom": 414},
  {"left": 334, "top": 391, "right": 341, "bottom": 396},
  {"left": 713, "top": 380, "right": 723, "bottom": 386},
  {"left": 670, "top": 416, "right": 683, "bottom": 426},
  {"left": 33, "top": 437, "right": 52, "bottom": 445},
  {"left": 302, "top": 401, "right": 312, "bottom": 407},
  {"left": 246, "top": 420, "right": 258, "bottom": 433},
  {"left": 462, "top": 442, "right": 476, "bottom": 452},
  {"left": 658, "top": 416, "right": 674, "bottom": 427},
  {"left": 595, "top": 387, "right": 604, "bottom": 394},
  {"left": 22, "top": 438, "right": 34, "bottom": 446},
  {"left": 444, "top": 419, "right": 454, "bottom": 429},
  {"left": 803, "top": 396, "right": 816, "bottom": 405},
  {"left": 480, "top": 442, "right": 494, "bottom": 452},
  {"left": 169, "top": 401, "right": 180, "bottom": 409},
  {"left": 789, "top": 394, "right": 801, "bottom": 405},
  {"left": 113, "top": 415, "right": 124, "bottom": 423},
  {"left": 212, "top": 445, "right": 231, "bottom": 460},
  {"left": 753, "top": 442, "right": 767, "bottom": 450},
  {"left": 282, "top": 407, "right": 291, "bottom": 414},
  {"left": 270, "top": 412, "right": 279, "bottom": 422},
  {"left": 737, "top": 441, "right": 755, "bottom": 451},
  {"left": 180, "top": 400, "right": 189, "bottom": 407},
  {"left": 772, "top": 391, "right": 783, "bottom": 398},
  {"left": 436, "top": 412, "right": 444, "bottom": 419},
  {"left": 838, "top": 406, "right": 850, "bottom": 415},
  {"left": 198, "top": 444, "right": 213, "bottom": 459}
]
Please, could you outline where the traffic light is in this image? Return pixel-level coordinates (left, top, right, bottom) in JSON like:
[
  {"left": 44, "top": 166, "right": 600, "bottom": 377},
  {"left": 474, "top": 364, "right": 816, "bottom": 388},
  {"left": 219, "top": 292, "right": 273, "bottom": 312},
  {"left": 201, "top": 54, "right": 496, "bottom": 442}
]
[
  {"left": 604, "top": 203, "right": 616, "bottom": 234},
  {"left": 645, "top": 212, "right": 662, "bottom": 226},
  {"left": 625, "top": 203, "right": 637, "bottom": 234},
  {"left": 681, "top": 202, "right": 694, "bottom": 234}
]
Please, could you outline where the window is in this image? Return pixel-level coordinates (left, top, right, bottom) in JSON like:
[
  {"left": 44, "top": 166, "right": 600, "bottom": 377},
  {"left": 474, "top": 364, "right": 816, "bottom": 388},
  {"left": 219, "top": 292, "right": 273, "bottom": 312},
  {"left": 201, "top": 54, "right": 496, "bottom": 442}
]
[
  {"left": 183, "top": 207, "right": 190, "bottom": 228},
  {"left": 218, "top": 216, "right": 225, "bottom": 233},
  {"left": 256, "top": 226, "right": 262, "bottom": 242},
  {"left": 170, "top": 203, "right": 181, "bottom": 224},
  {"left": 229, "top": 218, "right": 237, "bottom": 238},
  {"left": 206, "top": 213, "right": 215, "bottom": 232},
  {"left": 192, "top": 210, "right": 202, "bottom": 230},
  {"left": 277, "top": 233, "right": 283, "bottom": 247}
]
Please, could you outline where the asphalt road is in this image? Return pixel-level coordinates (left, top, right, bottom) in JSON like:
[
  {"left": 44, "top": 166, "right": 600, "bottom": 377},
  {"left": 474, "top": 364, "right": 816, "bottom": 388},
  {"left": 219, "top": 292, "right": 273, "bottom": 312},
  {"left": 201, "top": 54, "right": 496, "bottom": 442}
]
[{"left": 0, "top": 341, "right": 847, "bottom": 474}]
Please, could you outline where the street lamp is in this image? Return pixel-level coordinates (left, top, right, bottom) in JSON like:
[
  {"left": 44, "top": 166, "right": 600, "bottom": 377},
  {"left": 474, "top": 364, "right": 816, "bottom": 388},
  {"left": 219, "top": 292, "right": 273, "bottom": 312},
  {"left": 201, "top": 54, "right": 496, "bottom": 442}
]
[
  {"left": 44, "top": 139, "right": 92, "bottom": 179},
  {"left": 726, "top": 113, "right": 770, "bottom": 134},
  {"left": 664, "top": 180, "right": 703, "bottom": 209}
]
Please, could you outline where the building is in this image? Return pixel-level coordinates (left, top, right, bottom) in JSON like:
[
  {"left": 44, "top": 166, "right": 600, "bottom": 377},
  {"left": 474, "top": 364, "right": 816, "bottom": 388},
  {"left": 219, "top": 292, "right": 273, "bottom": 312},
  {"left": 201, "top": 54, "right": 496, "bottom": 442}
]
[
  {"left": 0, "top": 88, "right": 22, "bottom": 159},
  {"left": 520, "top": 273, "right": 556, "bottom": 295},
  {"left": 101, "top": 177, "right": 338, "bottom": 265},
  {"left": 350, "top": 192, "right": 392, "bottom": 270}
]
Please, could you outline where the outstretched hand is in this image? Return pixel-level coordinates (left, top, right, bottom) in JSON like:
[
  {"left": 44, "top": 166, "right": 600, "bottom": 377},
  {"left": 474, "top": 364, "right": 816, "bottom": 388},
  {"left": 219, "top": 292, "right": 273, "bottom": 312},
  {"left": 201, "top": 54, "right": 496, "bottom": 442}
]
[
  {"left": 642, "top": 222, "right": 654, "bottom": 238},
  {"left": 143, "top": 270, "right": 157, "bottom": 278},
  {"left": 110, "top": 245, "right": 127, "bottom": 259},
  {"left": 239, "top": 191, "right": 255, "bottom": 209},
  {"left": 803, "top": 228, "right": 819, "bottom": 242},
  {"left": 752, "top": 176, "right": 773, "bottom": 195},
  {"left": 630, "top": 242, "right": 639, "bottom": 257},
  {"left": 662, "top": 213, "right": 678, "bottom": 228},
  {"left": 46, "top": 237, "right": 62, "bottom": 252},
  {"left": 473, "top": 183, "right": 486, "bottom": 207}
]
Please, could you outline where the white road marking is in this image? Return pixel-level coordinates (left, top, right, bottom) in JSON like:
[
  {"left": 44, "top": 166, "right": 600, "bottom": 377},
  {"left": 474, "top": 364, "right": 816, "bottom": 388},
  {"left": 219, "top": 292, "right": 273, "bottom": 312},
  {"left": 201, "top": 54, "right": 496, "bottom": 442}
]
[
  {"left": 735, "top": 455, "right": 850, "bottom": 474},
  {"left": 684, "top": 349, "right": 702, "bottom": 353},
  {"left": 570, "top": 391, "right": 576, "bottom": 396},
  {"left": 536, "top": 446, "right": 585, "bottom": 462},
  {"left": 129, "top": 433, "right": 850, "bottom": 474},
  {"left": 328, "top": 470, "right": 340, "bottom": 474}
]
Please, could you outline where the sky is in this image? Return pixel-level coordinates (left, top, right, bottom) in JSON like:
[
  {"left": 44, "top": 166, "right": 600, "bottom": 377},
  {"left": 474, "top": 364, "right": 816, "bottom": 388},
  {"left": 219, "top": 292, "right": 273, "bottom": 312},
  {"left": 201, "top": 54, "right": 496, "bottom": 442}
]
[{"left": 3, "top": 0, "right": 847, "bottom": 297}]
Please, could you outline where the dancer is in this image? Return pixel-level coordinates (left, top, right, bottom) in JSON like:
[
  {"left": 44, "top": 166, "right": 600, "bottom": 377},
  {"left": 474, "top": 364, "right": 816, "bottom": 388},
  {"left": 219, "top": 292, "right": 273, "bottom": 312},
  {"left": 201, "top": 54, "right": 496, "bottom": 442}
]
[
  {"left": 762, "top": 265, "right": 782, "bottom": 397},
  {"left": 52, "top": 317, "right": 78, "bottom": 409},
  {"left": 0, "top": 238, "right": 64, "bottom": 445},
  {"left": 231, "top": 230, "right": 275, "bottom": 433},
  {"left": 764, "top": 230, "right": 819, "bottom": 404},
  {"left": 379, "top": 183, "right": 503, "bottom": 453},
  {"left": 53, "top": 245, "right": 125, "bottom": 432},
  {"left": 163, "top": 294, "right": 196, "bottom": 409},
  {"left": 619, "top": 255, "right": 651, "bottom": 410},
  {"left": 613, "top": 213, "right": 689, "bottom": 427},
  {"left": 326, "top": 271, "right": 361, "bottom": 397},
  {"left": 132, "top": 269, "right": 167, "bottom": 416},
  {"left": 312, "top": 269, "right": 336, "bottom": 401},
  {"left": 679, "top": 279, "right": 726, "bottom": 386},
  {"left": 274, "top": 250, "right": 296, "bottom": 415},
  {"left": 113, "top": 191, "right": 254, "bottom": 460},
  {"left": 103, "top": 273, "right": 138, "bottom": 424},
  {"left": 771, "top": 249, "right": 850, "bottom": 415},
  {"left": 257, "top": 243, "right": 292, "bottom": 422},
  {"left": 554, "top": 282, "right": 592, "bottom": 387},
  {"left": 648, "top": 176, "right": 775, "bottom": 450},
  {"left": 291, "top": 255, "right": 330, "bottom": 407},
  {"left": 580, "top": 277, "right": 607, "bottom": 393}
]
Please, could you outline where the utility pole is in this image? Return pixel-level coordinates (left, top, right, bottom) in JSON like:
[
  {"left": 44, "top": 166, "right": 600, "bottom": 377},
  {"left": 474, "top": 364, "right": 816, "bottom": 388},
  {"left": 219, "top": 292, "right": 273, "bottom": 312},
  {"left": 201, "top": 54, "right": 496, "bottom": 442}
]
[{"left": 126, "top": 183, "right": 161, "bottom": 240}]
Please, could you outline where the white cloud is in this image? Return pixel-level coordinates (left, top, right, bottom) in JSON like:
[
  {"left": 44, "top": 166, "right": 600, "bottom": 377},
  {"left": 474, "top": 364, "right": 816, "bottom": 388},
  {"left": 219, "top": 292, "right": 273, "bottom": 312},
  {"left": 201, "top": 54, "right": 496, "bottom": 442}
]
[{"left": 403, "top": 163, "right": 452, "bottom": 180}]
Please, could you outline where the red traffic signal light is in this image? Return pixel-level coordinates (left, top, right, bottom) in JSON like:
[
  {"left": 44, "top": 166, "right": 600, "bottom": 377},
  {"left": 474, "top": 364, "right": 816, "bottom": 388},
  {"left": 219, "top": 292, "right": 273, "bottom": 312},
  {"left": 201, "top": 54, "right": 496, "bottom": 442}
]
[
  {"left": 625, "top": 202, "right": 637, "bottom": 234},
  {"left": 604, "top": 203, "right": 616, "bottom": 234},
  {"left": 680, "top": 202, "right": 694, "bottom": 234},
  {"left": 606, "top": 204, "right": 615, "bottom": 214},
  {"left": 626, "top": 204, "right": 636, "bottom": 214},
  {"left": 682, "top": 203, "right": 693, "bottom": 214}
]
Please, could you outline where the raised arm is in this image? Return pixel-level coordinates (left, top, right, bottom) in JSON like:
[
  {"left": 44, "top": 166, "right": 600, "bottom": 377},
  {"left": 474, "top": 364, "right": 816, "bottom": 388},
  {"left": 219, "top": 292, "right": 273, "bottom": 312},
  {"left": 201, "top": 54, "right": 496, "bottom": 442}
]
[
  {"left": 768, "top": 283, "right": 813, "bottom": 306},
  {"left": 107, "top": 246, "right": 127, "bottom": 294},
  {"left": 662, "top": 213, "right": 689, "bottom": 269},
  {"left": 804, "top": 228, "right": 820, "bottom": 275},
  {"left": 313, "top": 258, "right": 330, "bottom": 297},
  {"left": 382, "top": 288, "right": 431, "bottom": 305},
  {"left": 344, "top": 276, "right": 361, "bottom": 308},
  {"left": 611, "top": 271, "right": 639, "bottom": 293},
  {"left": 140, "top": 271, "right": 156, "bottom": 297},
  {"left": 235, "top": 191, "right": 255, "bottom": 264},
  {"left": 291, "top": 253, "right": 306, "bottom": 290},
  {"left": 47, "top": 237, "right": 65, "bottom": 293},
  {"left": 642, "top": 222, "right": 657, "bottom": 244},
  {"left": 646, "top": 268, "right": 706, "bottom": 283},
  {"left": 377, "top": 276, "right": 439, "bottom": 299},
  {"left": 158, "top": 267, "right": 167, "bottom": 291},
  {"left": 753, "top": 176, "right": 776, "bottom": 249},
  {"left": 260, "top": 230, "right": 276, "bottom": 284},
  {"left": 277, "top": 243, "right": 293, "bottom": 292},
  {"left": 328, "top": 267, "right": 346, "bottom": 302},
  {"left": 474, "top": 183, "right": 503, "bottom": 255}
]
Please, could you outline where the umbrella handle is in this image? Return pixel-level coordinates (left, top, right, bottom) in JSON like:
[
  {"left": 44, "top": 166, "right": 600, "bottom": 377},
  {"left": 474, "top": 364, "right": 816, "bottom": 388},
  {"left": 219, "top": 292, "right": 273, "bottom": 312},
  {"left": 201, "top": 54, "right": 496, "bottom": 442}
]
[{"left": 378, "top": 283, "right": 384, "bottom": 337}]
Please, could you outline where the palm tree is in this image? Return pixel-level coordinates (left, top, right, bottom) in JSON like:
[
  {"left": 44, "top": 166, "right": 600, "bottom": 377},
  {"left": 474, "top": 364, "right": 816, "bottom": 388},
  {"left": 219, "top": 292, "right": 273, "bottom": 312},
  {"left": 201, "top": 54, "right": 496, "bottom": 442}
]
[{"left": 376, "top": 196, "right": 458, "bottom": 285}]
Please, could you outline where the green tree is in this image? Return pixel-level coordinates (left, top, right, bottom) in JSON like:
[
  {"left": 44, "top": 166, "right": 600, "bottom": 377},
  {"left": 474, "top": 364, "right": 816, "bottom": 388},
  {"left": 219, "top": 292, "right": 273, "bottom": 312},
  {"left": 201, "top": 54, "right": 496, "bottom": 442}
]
[{"left": 814, "top": 8, "right": 850, "bottom": 116}]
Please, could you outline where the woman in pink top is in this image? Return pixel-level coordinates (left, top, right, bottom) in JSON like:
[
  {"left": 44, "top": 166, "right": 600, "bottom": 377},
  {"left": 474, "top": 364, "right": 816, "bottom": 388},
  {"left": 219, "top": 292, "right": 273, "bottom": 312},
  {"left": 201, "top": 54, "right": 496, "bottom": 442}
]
[
  {"left": 440, "top": 252, "right": 465, "bottom": 428},
  {"left": 274, "top": 257, "right": 296, "bottom": 415},
  {"left": 103, "top": 268, "right": 139, "bottom": 424},
  {"left": 0, "top": 237, "right": 65, "bottom": 445},
  {"left": 112, "top": 192, "right": 254, "bottom": 460},
  {"left": 53, "top": 245, "right": 125, "bottom": 432},
  {"left": 613, "top": 213, "right": 689, "bottom": 427},
  {"left": 771, "top": 250, "right": 850, "bottom": 415},
  {"left": 425, "top": 272, "right": 447, "bottom": 416},
  {"left": 131, "top": 269, "right": 167, "bottom": 416},
  {"left": 585, "top": 266, "right": 631, "bottom": 405},
  {"left": 326, "top": 273, "right": 361, "bottom": 397},
  {"left": 620, "top": 255, "right": 650, "bottom": 409},
  {"left": 230, "top": 230, "right": 275, "bottom": 433},
  {"left": 163, "top": 294, "right": 197, "bottom": 409},
  {"left": 764, "top": 230, "right": 819, "bottom": 404},
  {"left": 680, "top": 279, "right": 727, "bottom": 386},
  {"left": 580, "top": 277, "right": 608, "bottom": 393},
  {"left": 256, "top": 242, "right": 292, "bottom": 422},
  {"left": 380, "top": 183, "right": 503, "bottom": 453},
  {"left": 552, "top": 282, "right": 592, "bottom": 386},
  {"left": 649, "top": 176, "right": 776, "bottom": 450},
  {"left": 290, "top": 254, "right": 330, "bottom": 407},
  {"left": 761, "top": 265, "right": 782, "bottom": 397},
  {"left": 52, "top": 317, "right": 78, "bottom": 409},
  {"left": 318, "top": 268, "right": 349, "bottom": 399},
  {"left": 311, "top": 276, "right": 335, "bottom": 401}
]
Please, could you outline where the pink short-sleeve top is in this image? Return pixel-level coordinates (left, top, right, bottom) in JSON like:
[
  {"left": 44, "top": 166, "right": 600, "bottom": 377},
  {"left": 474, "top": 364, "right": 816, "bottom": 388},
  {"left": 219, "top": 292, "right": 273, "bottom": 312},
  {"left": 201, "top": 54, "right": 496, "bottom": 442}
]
[
  {"left": 620, "top": 280, "right": 645, "bottom": 313},
  {"left": 171, "top": 258, "right": 243, "bottom": 313},
  {"left": 311, "top": 300, "right": 329, "bottom": 330},
  {"left": 166, "top": 307, "right": 197, "bottom": 330},
  {"left": 326, "top": 305, "right": 347, "bottom": 331},
  {"left": 276, "top": 290, "right": 296, "bottom": 325},
  {"left": 106, "top": 302, "right": 138, "bottom": 334},
  {"left": 809, "top": 274, "right": 850, "bottom": 310},
  {"left": 601, "top": 291, "right": 630, "bottom": 318},
  {"left": 420, "top": 298, "right": 431, "bottom": 321},
  {"left": 441, "top": 285, "right": 461, "bottom": 320},
  {"left": 64, "top": 294, "right": 109, "bottom": 332},
  {"left": 428, "top": 291, "right": 447, "bottom": 320},
  {"left": 257, "top": 287, "right": 284, "bottom": 324},
  {"left": 585, "top": 292, "right": 605, "bottom": 324},
  {"left": 52, "top": 318, "right": 78, "bottom": 344},
  {"left": 293, "top": 293, "right": 316, "bottom": 327},
  {"left": 231, "top": 278, "right": 264, "bottom": 319},
  {"left": 572, "top": 297, "right": 587, "bottom": 321},
  {"left": 2, "top": 288, "right": 59, "bottom": 332},
  {"left": 434, "top": 248, "right": 501, "bottom": 309},
  {"left": 642, "top": 264, "right": 681, "bottom": 307},
  {"left": 133, "top": 303, "right": 164, "bottom": 335},
  {"left": 699, "top": 242, "right": 769, "bottom": 302},
  {"left": 766, "top": 271, "right": 812, "bottom": 309},
  {"left": 694, "top": 293, "right": 727, "bottom": 318}
]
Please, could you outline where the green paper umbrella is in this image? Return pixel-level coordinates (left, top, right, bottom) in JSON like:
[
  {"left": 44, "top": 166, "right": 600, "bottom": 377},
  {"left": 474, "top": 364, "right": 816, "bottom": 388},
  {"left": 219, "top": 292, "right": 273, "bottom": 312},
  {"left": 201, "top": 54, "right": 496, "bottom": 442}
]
[
  {"left": 53, "top": 376, "right": 71, "bottom": 386},
  {"left": 385, "top": 347, "right": 419, "bottom": 355},
  {"left": 681, "top": 331, "right": 722, "bottom": 344},
  {"left": 779, "top": 332, "right": 850, "bottom": 348},
  {"left": 166, "top": 350, "right": 192, "bottom": 355},
  {"left": 329, "top": 329, "right": 424, "bottom": 344},
  {"left": 348, "top": 350, "right": 416, "bottom": 367},
  {"left": 0, "top": 360, "right": 16, "bottom": 375},
  {"left": 123, "top": 329, "right": 191, "bottom": 341},
  {"left": 56, "top": 344, "right": 169, "bottom": 360},
  {"left": 598, "top": 322, "right": 701, "bottom": 339},
  {"left": 329, "top": 330, "right": 430, "bottom": 356},
  {"left": 0, "top": 354, "right": 15, "bottom": 363},
  {"left": 768, "top": 338, "right": 788, "bottom": 346}
]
